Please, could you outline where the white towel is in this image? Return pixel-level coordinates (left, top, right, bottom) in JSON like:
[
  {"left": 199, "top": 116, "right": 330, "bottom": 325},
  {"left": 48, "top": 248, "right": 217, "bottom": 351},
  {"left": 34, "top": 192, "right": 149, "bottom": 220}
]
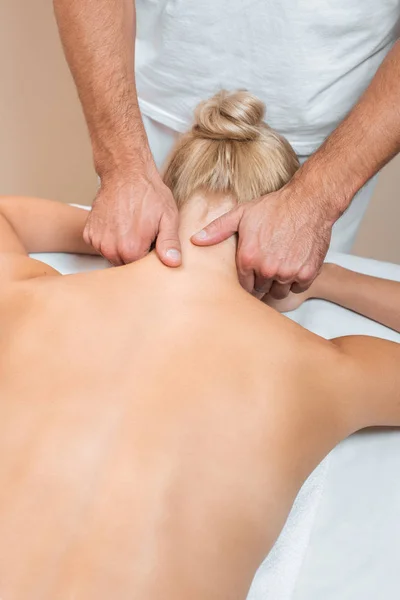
[{"left": 247, "top": 456, "right": 330, "bottom": 600}]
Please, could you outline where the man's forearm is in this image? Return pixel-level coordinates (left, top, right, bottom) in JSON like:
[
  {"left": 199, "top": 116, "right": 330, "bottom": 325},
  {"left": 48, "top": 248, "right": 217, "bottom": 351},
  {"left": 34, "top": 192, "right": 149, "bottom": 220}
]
[
  {"left": 291, "top": 39, "right": 400, "bottom": 220},
  {"left": 53, "top": 0, "right": 149, "bottom": 177},
  {"left": 312, "top": 264, "right": 400, "bottom": 333}
]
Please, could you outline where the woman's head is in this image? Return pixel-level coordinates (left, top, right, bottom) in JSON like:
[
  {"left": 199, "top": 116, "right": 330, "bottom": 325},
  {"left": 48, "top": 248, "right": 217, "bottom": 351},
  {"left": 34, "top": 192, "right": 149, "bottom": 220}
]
[{"left": 163, "top": 90, "right": 299, "bottom": 207}]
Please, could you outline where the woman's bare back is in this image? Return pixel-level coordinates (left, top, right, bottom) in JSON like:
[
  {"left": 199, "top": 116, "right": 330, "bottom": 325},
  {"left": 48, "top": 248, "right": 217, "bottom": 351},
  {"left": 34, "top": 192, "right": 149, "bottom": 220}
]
[
  {"left": 0, "top": 253, "right": 348, "bottom": 599},
  {"left": 0, "top": 192, "right": 399, "bottom": 598}
]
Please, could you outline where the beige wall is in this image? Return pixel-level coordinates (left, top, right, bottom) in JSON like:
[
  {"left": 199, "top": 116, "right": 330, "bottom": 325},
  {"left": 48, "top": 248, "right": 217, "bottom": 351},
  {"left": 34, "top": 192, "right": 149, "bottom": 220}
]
[
  {"left": 353, "top": 156, "right": 400, "bottom": 263},
  {"left": 0, "top": 0, "right": 97, "bottom": 203},
  {"left": 1, "top": 0, "right": 399, "bottom": 263}
]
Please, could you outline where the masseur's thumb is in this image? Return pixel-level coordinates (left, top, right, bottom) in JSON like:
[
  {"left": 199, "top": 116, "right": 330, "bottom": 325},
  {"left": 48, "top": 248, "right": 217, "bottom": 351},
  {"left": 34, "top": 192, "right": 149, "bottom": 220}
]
[
  {"left": 156, "top": 211, "right": 182, "bottom": 267},
  {"left": 191, "top": 206, "right": 244, "bottom": 246}
]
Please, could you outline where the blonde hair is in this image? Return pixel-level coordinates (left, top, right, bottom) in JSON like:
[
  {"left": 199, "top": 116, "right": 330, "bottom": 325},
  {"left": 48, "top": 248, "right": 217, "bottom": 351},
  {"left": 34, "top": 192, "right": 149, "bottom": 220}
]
[{"left": 163, "top": 90, "right": 300, "bottom": 207}]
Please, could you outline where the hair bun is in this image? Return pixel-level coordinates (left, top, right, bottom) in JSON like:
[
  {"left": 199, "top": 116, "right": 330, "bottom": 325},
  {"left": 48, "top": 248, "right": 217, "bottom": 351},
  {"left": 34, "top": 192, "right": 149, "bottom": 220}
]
[{"left": 193, "top": 90, "right": 265, "bottom": 142}]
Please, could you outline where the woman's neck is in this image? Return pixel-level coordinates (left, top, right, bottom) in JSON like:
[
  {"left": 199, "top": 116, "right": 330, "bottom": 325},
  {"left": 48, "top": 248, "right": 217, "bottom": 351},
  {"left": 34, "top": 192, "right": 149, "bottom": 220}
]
[
  {"left": 124, "top": 192, "right": 239, "bottom": 287},
  {"left": 176, "top": 192, "right": 238, "bottom": 281}
]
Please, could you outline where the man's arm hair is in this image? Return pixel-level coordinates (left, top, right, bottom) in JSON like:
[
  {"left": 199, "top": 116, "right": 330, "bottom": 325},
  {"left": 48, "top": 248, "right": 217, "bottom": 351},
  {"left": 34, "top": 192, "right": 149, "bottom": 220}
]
[
  {"left": 53, "top": 0, "right": 150, "bottom": 178},
  {"left": 291, "top": 39, "right": 400, "bottom": 220}
]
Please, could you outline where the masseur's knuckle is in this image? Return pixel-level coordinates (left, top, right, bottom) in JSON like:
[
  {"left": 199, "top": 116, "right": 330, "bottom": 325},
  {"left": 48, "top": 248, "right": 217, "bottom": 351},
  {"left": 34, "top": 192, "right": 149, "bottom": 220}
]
[
  {"left": 259, "top": 266, "right": 274, "bottom": 281},
  {"left": 159, "top": 222, "right": 178, "bottom": 240},
  {"left": 214, "top": 215, "right": 230, "bottom": 234},
  {"left": 99, "top": 241, "right": 115, "bottom": 258},
  {"left": 163, "top": 219, "right": 178, "bottom": 235},
  {"left": 239, "top": 255, "right": 252, "bottom": 271},
  {"left": 298, "top": 265, "right": 316, "bottom": 283},
  {"left": 164, "top": 204, "right": 178, "bottom": 221},
  {"left": 240, "top": 247, "right": 258, "bottom": 270},
  {"left": 122, "top": 238, "right": 149, "bottom": 262},
  {"left": 159, "top": 237, "right": 179, "bottom": 250},
  {"left": 259, "top": 257, "right": 279, "bottom": 279},
  {"left": 276, "top": 268, "right": 294, "bottom": 284},
  {"left": 119, "top": 246, "right": 137, "bottom": 264}
]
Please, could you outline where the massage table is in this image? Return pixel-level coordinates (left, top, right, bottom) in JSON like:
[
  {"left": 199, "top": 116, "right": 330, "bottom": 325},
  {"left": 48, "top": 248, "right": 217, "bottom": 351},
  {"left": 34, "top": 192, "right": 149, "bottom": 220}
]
[{"left": 32, "top": 248, "right": 400, "bottom": 600}]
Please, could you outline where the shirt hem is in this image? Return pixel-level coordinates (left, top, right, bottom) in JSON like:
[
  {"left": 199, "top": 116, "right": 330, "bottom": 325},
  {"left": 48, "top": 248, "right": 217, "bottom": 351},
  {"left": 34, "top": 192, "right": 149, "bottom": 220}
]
[
  {"left": 138, "top": 97, "right": 325, "bottom": 156},
  {"left": 138, "top": 98, "right": 190, "bottom": 133}
]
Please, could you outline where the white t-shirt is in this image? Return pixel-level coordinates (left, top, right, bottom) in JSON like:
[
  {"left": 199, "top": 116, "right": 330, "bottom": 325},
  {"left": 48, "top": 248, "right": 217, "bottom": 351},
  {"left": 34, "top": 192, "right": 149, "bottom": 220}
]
[{"left": 135, "top": 0, "right": 400, "bottom": 155}]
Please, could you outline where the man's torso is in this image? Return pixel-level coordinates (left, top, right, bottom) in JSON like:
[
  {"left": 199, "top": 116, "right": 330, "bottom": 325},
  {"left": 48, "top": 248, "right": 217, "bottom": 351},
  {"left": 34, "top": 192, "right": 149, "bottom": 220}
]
[{"left": 135, "top": 0, "right": 400, "bottom": 154}]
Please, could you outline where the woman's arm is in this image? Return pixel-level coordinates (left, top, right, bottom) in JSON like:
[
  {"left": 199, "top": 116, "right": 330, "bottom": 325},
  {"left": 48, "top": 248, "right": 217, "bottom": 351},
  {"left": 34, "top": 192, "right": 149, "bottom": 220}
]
[
  {"left": 0, "top": 196, "right": 97, "bottom": 255},
  {"left": 265, "top": 263, "right": 400, "bottom": 333},
  {"left": 331, "top": 334, "right": 400, "bottom": 432},
  {"left": 310, "top": 263, "right": 400, "bottom": 333},
  {"left": 266, "top": 262, "right": 400, "bottom": 432},
  {"left": 0, "top": 196, "right": 98, "bottom": 283}
]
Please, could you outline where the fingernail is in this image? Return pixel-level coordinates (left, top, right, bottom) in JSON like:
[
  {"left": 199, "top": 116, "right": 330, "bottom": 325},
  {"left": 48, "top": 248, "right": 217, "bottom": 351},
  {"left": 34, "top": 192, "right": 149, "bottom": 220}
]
[
  {"left": 166, "top": 248, "right": 181, "bottom": 261},
  {"left": 195, "top": 229, "right": 207, "bottom": 240}
]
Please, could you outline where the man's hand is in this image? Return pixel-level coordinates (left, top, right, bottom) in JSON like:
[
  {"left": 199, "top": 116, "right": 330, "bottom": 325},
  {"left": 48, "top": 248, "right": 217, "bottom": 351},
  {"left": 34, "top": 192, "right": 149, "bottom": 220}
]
[
  {"left": 54, "top": 0, "right": 182, "bottom": 268},
  {"left": 263, "top": 287, "right": 311, "bottom": 313},
  {"left": 193, "top": 37, "right": 400, "bottom": 299},
  {"left": 191, "top": 183, "right": 334, "bottom": 299},
  {"left": 84, "top": 168, "right": 181, "bottom": 267},
  {"left": 262, "top": 262, "right": 331, "bottom": 312}
]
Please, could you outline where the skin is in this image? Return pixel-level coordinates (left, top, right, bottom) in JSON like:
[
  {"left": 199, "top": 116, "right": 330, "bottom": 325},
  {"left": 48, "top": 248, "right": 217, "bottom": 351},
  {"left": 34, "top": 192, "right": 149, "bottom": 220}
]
[
  {"left": 0, "top": 195, "right": 399, "bottom": 599},
  {"left": 192, "top": 38, "right": 400, "bottom": 298},
  {"left": 265, "top": 262, "right": 400, "bottom": 333},
  {"left": 53, "top": 0, "right": 182, "bottom": 268},
  {"left": 53, "top": 1, "right": 399, "bottom": 297}
]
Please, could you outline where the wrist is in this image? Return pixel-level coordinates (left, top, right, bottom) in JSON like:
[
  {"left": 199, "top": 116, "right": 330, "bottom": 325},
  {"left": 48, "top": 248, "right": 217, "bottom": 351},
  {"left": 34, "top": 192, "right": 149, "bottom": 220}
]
[
  {"left": 288, "top": 110, "right": 377, "bottom": 221},
  {"left": 92, "top": 115, "right": 154, "bottom": 180},
  {"left": 94, "top": 141, "right": 155, "bottom": 182},
  {"left": 288, "top": 160, "right": 350, "bottom": 224}
]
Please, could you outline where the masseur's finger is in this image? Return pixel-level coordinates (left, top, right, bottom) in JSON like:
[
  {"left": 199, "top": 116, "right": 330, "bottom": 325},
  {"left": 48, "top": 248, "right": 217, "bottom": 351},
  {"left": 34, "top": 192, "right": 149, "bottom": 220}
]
[
  {"left": 239, "top": 269, "right": 256, "bottom": 295},
  {"left": 156, "top": 210, "right": 182, "bottom": 267},
  {"left": 252, "top": 275, "right": 273, "bottom": 299},
  {"left": 191, "top": 206, "right": 244, "bottom": 246},
  {"left": 269, "top": 281, "right": 292, "bottom": 300},
  {"left": 236, "top": 239, "right": 257, "bottom": 293},
  {"left": 290, "top": 282, "right": 310, "bottom": 294},
  {"left": 290, "top": 265, "right": 319, "bottom": 294}
]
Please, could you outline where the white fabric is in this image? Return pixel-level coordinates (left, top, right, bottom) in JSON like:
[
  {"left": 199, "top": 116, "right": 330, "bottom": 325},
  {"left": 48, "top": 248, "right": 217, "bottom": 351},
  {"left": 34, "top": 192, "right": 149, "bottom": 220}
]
[
  {"left": 142, "top": 114, "right": 377, "bottom": 253},
  {"left": 329, "top": 177, "right": 377, "bottom": 253},
  {"left": 288, "top": 253, "right": 400, "bottom": 600},
  {"left": 135, "top": 0, "right": 400, "bottom": 156},
  {"left": 247, "top": 458, "right": 331, "bottom": 600},
  {"left": 142, "top": 114, "right": 178, "bottom": 171},
  {"left": 31, "top": 248, "right": 400, "bottom": 599}
]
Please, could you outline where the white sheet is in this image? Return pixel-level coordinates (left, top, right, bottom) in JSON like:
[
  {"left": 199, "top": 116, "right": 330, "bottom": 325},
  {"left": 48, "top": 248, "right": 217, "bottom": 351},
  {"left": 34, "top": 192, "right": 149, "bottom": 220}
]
[
  {"left": 289, "top": 253, "right": 400, "bottom": 600},
  {"left": 31, "top": 249, "right": 400, "bottom": 600}
]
